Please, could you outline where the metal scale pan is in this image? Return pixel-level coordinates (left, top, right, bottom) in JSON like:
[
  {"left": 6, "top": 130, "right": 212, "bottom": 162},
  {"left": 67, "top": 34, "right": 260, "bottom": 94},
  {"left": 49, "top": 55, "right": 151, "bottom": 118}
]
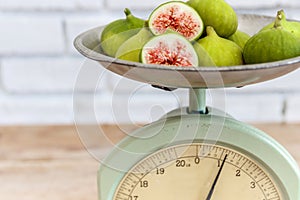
[
  {"left": 74, "top": 13, "right": 300, "bottom": 200},
  {"left": 74, "top": 14, "right": 300, "bottom": 89}
]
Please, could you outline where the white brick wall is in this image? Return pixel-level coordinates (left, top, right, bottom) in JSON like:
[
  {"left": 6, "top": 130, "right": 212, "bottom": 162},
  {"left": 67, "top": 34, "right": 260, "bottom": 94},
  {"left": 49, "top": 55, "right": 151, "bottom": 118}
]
[
  {"left": 0, "top": 15, "right": 64, "bottom": 56},
  {"left": 1, "top": 57, "right": 108, "bottom": 93},
  {"left": 106, "top": 0, "right": 171, "bottom": 10},
  {"left": 0, "top": 92, "right": 74, "bottom": 124},
  {"left": 65, "top": 13, "right": 120, "bottom": 55},
  {"left": 0, "top": 0, "right": 300, "bottom": 125},
  {"left": 228, "top": 0, "right": 300, "bottom": 9},
  {"left": 0, "top": 0, "right": 103, "bottom": 11},
  {"left": 285, "top": 95, "right": 300, "bottom": 123}
]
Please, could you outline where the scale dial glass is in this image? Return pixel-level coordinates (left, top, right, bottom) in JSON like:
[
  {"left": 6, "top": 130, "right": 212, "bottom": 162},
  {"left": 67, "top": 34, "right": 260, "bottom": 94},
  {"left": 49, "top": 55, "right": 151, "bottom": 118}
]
[{"left": 113, "top": 143, "right": 286, "bottom": 200}]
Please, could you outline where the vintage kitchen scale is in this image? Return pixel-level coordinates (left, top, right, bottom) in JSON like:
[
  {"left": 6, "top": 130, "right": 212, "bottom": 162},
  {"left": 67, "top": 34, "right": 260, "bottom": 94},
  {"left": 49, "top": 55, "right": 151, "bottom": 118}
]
[{"left": 74, "top": 14, "right": 300, "bottom": 199}]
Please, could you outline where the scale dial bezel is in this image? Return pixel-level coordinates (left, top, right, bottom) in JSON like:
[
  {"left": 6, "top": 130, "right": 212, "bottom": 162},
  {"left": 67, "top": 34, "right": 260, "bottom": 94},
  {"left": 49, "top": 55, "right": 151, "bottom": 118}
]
[{"left": 113, "top": 141, "right": 287, "bottom": 200}]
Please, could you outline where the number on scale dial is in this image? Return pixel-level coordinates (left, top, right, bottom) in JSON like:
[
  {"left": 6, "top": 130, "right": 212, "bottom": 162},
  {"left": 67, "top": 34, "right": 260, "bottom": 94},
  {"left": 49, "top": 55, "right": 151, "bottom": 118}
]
[{"left": 114, "top": 143, "right": 284, "bottom": 200}]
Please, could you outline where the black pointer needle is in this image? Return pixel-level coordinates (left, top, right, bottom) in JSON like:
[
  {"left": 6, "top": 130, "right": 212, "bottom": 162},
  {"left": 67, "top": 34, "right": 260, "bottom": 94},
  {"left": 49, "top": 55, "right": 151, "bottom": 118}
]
[{"left": 205, "top": 154, "right": 228, "bottom": 200}]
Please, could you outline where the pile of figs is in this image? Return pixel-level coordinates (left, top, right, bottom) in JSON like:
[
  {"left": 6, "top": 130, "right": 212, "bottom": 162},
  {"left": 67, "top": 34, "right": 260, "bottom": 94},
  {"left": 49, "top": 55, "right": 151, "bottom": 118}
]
[{"left": 100, "top": 0, "right": 300, "bottom": 67}]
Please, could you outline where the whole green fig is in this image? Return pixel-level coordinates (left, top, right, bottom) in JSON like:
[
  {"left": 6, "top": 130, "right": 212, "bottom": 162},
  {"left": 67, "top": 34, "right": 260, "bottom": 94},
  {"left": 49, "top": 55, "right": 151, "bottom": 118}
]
[
  {"left": 187, "top": 0, "right": 238, "bottom": 38},
  {"left": 100, "top": 8, "right": 145, "bottom": 57},
  {"left": 196, "top": 26, "right": 243, "bottom": 66},
  {"left": 260, "top": 10, "right": 300, "bottom": 39},
  {"left": 228, "top": 30, "right": 251, "bottom": 50},
  {"left": 193, "top": 43, "right": 216, "bottom": 66},
  {"left": 244, "top": 16, "right": 300, "bottom": 64},
  {"left": 115, "top": 25, "right": 153, "bottom": 62}
]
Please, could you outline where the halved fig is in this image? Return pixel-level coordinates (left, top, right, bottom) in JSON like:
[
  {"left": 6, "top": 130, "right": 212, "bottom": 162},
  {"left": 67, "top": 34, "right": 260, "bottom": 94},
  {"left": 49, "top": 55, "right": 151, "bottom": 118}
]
[
  {"left": 148, "top": 1, "right": 204, "bottom": 41},
  {"left": 141, "top": 32, "right": 199, "bottom": 67}
]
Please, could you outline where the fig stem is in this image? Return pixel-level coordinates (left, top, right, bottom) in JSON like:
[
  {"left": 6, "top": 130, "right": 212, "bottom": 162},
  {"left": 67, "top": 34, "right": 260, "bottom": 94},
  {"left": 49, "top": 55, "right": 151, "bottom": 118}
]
[
  {"left": 144, "top": 20, "right": 149, "bottom": 27},
  {"left": 206, "top": 26, "right": 217, "bottom": 37},
  {"left": 124, "top": 8, "right": 132, "bottom": 17},
  {"left": 277, "top": 9, "right": 286, "bottom": 20},
  {"left": 274, "top": 10, "right": 285, "bottom": 28}
]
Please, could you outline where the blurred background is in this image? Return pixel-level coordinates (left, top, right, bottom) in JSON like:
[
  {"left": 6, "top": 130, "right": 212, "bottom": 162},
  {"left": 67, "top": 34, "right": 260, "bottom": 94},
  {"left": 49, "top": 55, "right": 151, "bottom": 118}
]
[
  {"left": 0, "top": 0, "right": 300, "bottom": 125},
  {"left": 1, "top": 1, "right": 300, "bottom": 200}
]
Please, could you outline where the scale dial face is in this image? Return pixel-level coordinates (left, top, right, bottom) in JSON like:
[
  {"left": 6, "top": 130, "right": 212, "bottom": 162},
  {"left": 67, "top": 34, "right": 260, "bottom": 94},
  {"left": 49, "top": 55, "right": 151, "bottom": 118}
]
[{"left": 113, "top": 143, "right": 286, "bottom": 200}]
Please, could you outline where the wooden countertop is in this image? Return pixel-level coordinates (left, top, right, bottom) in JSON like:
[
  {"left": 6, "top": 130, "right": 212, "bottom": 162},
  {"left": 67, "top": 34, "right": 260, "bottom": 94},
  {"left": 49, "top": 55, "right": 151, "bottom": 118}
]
[{"left": 0, "top": 124, "right": 299, "bottom": 200}]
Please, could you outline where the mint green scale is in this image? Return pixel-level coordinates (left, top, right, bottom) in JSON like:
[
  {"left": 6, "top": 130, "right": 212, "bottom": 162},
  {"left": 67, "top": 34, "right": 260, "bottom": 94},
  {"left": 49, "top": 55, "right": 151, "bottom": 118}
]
[
  {"left": 74, "top": 14, "right": 300, "bottom": 200},
  {"left": 97, "top": 89, "right": 300, "bottom": 200}
]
